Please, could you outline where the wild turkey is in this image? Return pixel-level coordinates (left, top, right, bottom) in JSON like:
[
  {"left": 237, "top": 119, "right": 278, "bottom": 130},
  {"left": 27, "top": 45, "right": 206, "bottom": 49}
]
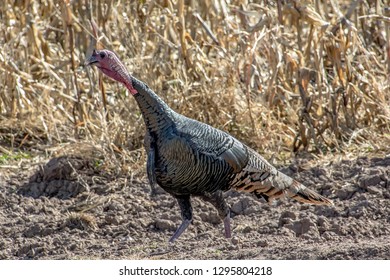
[{"left": 86, "top": 49, "right": 333, "bottom": 242}]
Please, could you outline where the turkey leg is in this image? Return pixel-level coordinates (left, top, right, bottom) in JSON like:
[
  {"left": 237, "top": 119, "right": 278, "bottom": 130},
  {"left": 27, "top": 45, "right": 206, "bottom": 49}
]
[
  {"left": 169, "top": 195, "right": 192, "bottom": 242},
  {"left": 223, "top": 209, "right": 231, "bottom": 238},
  {"left": 201, "top": 191, "right": 231, "bottom": 238}
]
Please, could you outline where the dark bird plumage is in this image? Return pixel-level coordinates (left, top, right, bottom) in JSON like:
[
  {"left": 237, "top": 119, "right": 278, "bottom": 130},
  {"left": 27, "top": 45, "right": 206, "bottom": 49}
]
[{"left": 86, "top": 49, "right": 333, "bottom": 242}]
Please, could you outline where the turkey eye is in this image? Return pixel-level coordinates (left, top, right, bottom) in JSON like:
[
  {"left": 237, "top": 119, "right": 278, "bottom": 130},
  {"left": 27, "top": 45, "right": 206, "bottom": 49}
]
[{"left": 100, "top": 52, "right": 106, "bottom": 59}]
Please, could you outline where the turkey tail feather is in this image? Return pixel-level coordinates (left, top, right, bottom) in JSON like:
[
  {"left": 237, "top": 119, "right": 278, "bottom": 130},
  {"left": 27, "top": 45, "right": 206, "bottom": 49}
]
[
  {"left": 234, "top": 170, "right": 333, "bottom": 206},
  {"left": 287, "top": 180, "right": 333, "bottom": 205}
]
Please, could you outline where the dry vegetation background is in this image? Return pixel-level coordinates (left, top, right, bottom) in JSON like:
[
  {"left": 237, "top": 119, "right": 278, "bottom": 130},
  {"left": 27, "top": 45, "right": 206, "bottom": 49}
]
[{"left": 0, "top": 0, "right": 389, "bottom": 173}]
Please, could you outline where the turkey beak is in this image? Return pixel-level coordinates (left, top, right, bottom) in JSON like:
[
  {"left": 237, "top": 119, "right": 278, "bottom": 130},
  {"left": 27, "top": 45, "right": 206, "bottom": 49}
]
[{"left": 85, "top": 50, "right": 99, "bottom": 66}]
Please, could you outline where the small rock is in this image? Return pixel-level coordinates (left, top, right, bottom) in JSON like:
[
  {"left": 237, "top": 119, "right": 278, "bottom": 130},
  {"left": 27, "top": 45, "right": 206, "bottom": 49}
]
[
  {"left": 24, "top": 224, "right": 42, "bottom": 238},
  {"left": 279, "top": 217, "right": 294, "bottom": 227},
  {"left": 242, "top": 225, "right": 253, "bottom": 234},
  {"left": 366, "top": 186, "right": 382, "bottom": 195},
  {"left": 280, "top": 210, "right": 297, "bottom": 220},
  {"left": 107, "top": 202, "right": 125, "bottom": 211},
  {"left": 199, "top": 211, "right": 220, "bottom": 224},
  {"left": 155, "top": 219, "right": 176, "bottom": 231},
  {"left": 105, "top": 215, "right": 121, "bottom": 225},
  {"left": 314, "top": 205, "right": 339, "bottom": 218},
  {"left": 231, "top": 236, "right": 240, "bottom": 245},
  {"left": 286, "top": 217, "right": 317, "bottom": 236},
  {"left": 159, "top": 213, "right": 170, "bottom": 219},
  {"left": 257, "top": 240, "right": 268, "bottom": 247},
  {"left": 360, "top": 175, "right": 381, "bottom": 188},
  {"left": 337, "top": 185, "right": 357, "bottom": 200},
  {"left": 231, "top": 197, "right": 251, "bottom": 215}
]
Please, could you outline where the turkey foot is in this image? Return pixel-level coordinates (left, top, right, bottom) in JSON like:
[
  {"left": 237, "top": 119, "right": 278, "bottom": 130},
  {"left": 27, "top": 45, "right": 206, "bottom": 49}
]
[
  {"left": 168, "top": 195, "right": 193, "bottom": 242},
  {"left": 169, "top": 219, "right": 192, "bottom": 243}
]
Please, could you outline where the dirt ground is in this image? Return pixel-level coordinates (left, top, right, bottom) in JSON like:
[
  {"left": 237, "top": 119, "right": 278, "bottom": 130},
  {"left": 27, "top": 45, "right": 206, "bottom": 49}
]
[{"left": 0, "top": 152, "right": 389, "bottom": 260}]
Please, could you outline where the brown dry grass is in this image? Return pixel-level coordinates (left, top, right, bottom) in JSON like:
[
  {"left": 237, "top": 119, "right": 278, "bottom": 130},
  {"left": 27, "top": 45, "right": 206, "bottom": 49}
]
[{"left": 0, "top": 0, "right": 389, "bottom": 176}]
